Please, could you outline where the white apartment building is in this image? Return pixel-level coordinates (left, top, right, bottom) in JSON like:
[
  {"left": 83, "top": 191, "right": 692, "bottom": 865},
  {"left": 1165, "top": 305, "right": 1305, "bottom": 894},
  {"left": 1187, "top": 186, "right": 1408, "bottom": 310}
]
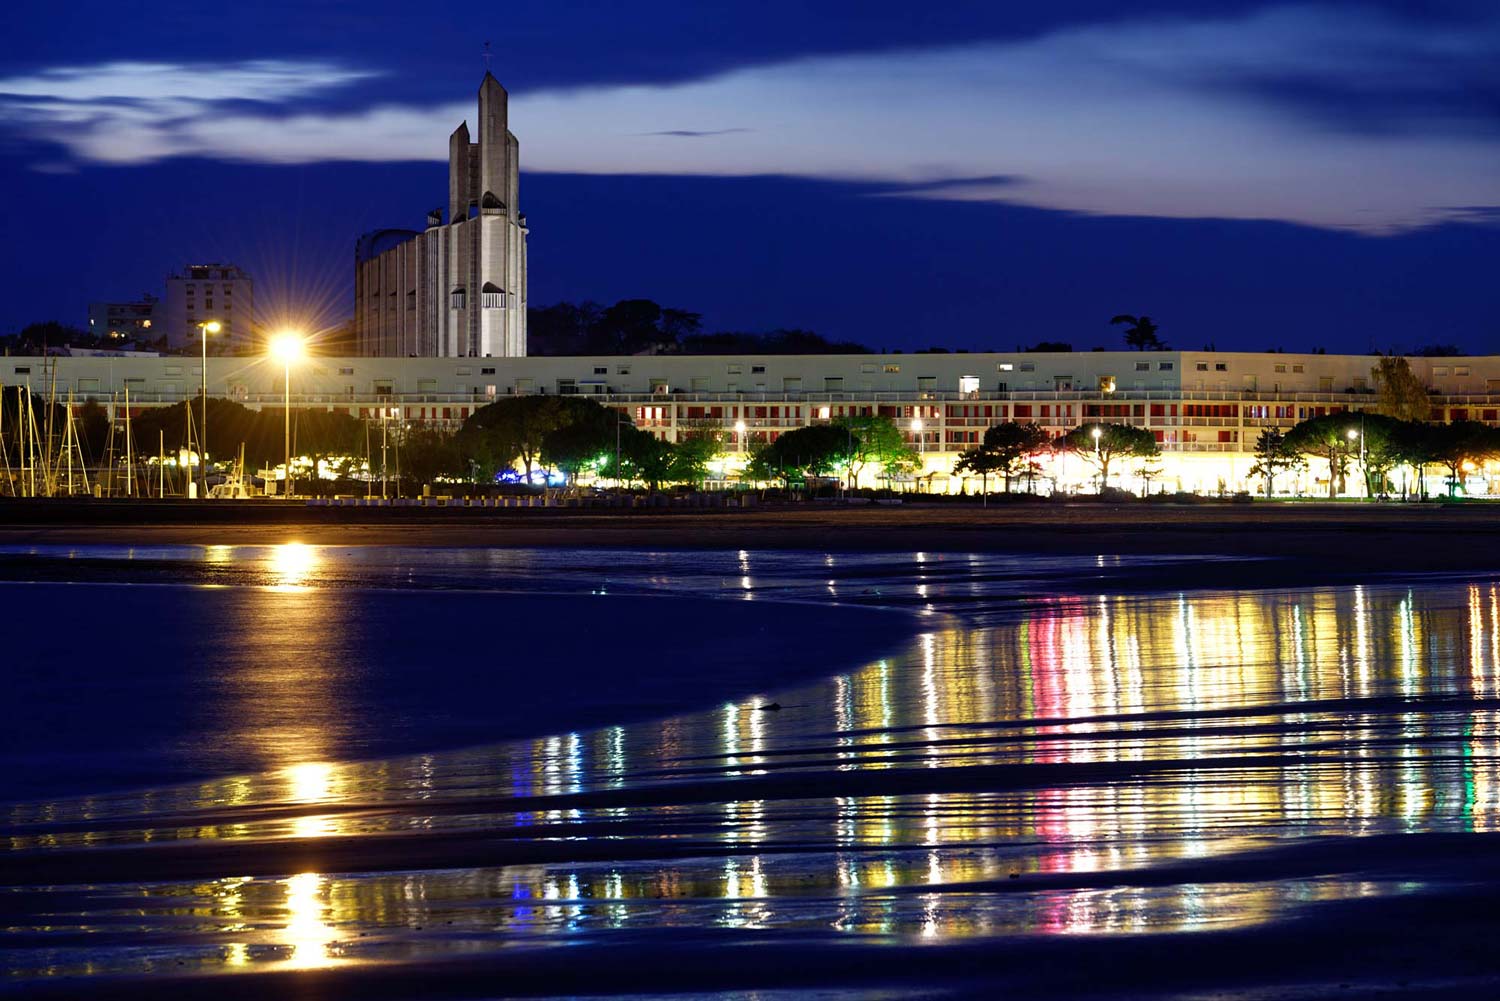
[{"left": 4, "top": 349, "right": 1498, "bottom": 496}]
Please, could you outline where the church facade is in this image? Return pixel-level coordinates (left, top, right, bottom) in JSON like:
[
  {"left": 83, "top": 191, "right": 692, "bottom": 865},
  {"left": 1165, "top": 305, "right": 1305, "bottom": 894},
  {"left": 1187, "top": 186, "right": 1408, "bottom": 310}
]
[{"left": 354, "top": 73, "right": 528, "bottom": 358}]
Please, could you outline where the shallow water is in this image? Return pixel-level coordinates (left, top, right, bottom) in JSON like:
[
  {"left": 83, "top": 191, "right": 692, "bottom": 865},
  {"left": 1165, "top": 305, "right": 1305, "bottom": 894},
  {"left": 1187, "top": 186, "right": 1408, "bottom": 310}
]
[{"left": 4, "top": 544, "right": 1500, "bottom": 997}]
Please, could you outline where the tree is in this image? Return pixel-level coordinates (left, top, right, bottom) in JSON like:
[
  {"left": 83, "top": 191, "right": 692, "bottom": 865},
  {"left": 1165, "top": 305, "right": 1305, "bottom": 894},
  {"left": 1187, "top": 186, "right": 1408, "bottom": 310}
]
[
  {"left": 1111, "top": 315, "right": 1166, "bottom": 351},
  {"left": 541, "top": 402, "right": 618, "bottom": 489},
  {"left": 836, "top": 415, "right": 918, "bottom": 487},
  {"left": 748, "top": 424, "right": 854, "bottom": 487},
  {"left": 954, "top": 447, "right": 1005, "bottom": 501},
  {"left": 1428, "top": 421, "right": 1500, "bottom": 498},
  {"left": 1282, "top": 413, "right": 1363, "bottom": 497},
  {"left": 985, "top": 422, "right": 1051, "bottom": 493},
  {"left": 1061, "top": 423, "right": 1159, "bottom": 491},
  {"left": 1330, "top": 413, "right": 1404, "bottom": 499},
  {"left": 954, "top": 422, "right": 1050, "bottom": 497},
  {"left": 617, "top": 425, "right": 675, "bottom": 490},
  {"left": 1248, "top": 428, "right": 1305, "bottom": 497},
  {"left": 1371, "top": 355, "right": 1430, "bottom": 423},
  {"left": 399, "top": 427, "right": 465, "bottom": 489},
  {"left": 463, "top": 396, "right": 569, "bottom": 484},
  {"left": 669, "top": 431, "right": 722, "bottom": 487}
]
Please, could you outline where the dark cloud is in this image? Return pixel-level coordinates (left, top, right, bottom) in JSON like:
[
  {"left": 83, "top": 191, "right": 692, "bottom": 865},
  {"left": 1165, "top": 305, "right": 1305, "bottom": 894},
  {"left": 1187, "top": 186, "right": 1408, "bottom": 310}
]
[{"left": 874, "top": 175, "right": 1026, "bottom": 195}]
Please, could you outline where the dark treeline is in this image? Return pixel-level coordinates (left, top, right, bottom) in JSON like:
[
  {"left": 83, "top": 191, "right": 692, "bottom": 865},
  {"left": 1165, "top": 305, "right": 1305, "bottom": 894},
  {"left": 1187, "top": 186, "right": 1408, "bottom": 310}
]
[{"left": 527, "top": 299, "right": 870, "bottom": 356}]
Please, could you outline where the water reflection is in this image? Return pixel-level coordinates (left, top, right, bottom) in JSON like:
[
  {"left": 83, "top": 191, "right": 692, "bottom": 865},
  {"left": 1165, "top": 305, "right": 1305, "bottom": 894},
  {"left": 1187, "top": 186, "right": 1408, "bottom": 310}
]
[{"left": 7, "top": 559, "right": 1500, "bottom": 983}]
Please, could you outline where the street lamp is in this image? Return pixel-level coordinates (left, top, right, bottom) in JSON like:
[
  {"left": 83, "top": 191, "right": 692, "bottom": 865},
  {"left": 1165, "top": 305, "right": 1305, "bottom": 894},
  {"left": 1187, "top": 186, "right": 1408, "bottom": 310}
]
[
  {"left": 735, "top": 419, "right": 747, "bottom": 452},
  {"left": 270, "top": 333, "right": 304, "bottom": 499},
  {"left": 1347, "top": 421, "right": 1366, "bottom": 497},
  {"left": 1091, "top": 425, "right": 1103, "bottom": 492},
  {"left": 197, "top": 320, "right": 221, "bottom": 499},
  {"left": 910, "top": 416, "right": 924, "bottom": 450}
]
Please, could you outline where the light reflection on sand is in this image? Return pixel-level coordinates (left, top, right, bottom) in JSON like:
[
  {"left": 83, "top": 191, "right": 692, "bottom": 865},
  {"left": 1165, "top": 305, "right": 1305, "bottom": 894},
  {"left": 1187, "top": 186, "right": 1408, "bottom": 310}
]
[{"left": 6, "top": 552, "right": 1500, "bottom": 985}]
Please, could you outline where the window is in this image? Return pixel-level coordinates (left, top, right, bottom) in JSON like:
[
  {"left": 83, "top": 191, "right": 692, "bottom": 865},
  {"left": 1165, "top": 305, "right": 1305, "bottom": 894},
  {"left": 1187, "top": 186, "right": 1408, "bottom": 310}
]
[
  {"left": 1292, "top": 364, "right": 1304, "bottom": 373},
  {"left": 727, "top": 364, "right": 742, "bottom": 375},
  {"left": 481, "top": 283, "right": 505, "bottom": 309},
  {"left": 616, "top": 366, "right": 630, "bottom": 375},
  {"left": 751, "top": 365, "right": 765, "bottom": 374},
  {"left": 861, "top": 363, "right": 877, "bottom": 373},
  {"left": 998, "top": 363, "right": 1013, "bottom": 372},
  {"left": 1099, "top": 376, "right": 1117, "bottom": 393},
  {"left": 1159, "top": 362, "right": 1174, "bottom": 371},
  {"left": 1196, "top": 363, "right": 1209, "bottom": 371},
  {"left": 14, "top": 366, "right": 30, "bottom": 374},
  {"left": 1135, "top": 362, "right": 1149, "bottom": 371},
  {"left": 1274, "top": 364, "right": 1286, "bottom": 373},
  {"left": 884, "top": 364, "right": 901, "bottom": 373},
  {"left": 959, "top": 375, "right": 980, "bottom": 395},
  {"left": 457, "top": 367, "right": 473, "bottom": 376},
  {"left": 917, "top": 376, "right": 937, "bottom": 391},
  {"left": 783, "top": 377, "right": 802, "bottom": 392},
  {"left": 1019, "top": 363, "right": 1035, "bottom": 372},
  {"left": 339, "top": 367, "right": 354, "bottom": 375},
  {"left": 481, "top": 367, "right": 495, "bottom": 375},
  {"left": 1455, "top": 366, "right": 1471, "bottom": 376},
  {"left": 594, "top": 366, "right": 608, "bottom": 375},
  {"left": 1215, "top": 363, "right": 1228, "bottom": 371},
  {"left": 1433, "top": 366, "right": 1449, "bottom": 376},
  {"left": 824, "top": 377, "right": 844, "bottom": 391},
  {"left": 450, "top": 287, "right": 466, "bottom": 310}
]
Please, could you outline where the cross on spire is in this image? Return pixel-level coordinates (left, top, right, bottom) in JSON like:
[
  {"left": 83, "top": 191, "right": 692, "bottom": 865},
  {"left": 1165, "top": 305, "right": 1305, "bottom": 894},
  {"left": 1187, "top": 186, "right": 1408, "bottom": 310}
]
[{"left": 482, "top": 40, "right": 493, "bottom": 72}]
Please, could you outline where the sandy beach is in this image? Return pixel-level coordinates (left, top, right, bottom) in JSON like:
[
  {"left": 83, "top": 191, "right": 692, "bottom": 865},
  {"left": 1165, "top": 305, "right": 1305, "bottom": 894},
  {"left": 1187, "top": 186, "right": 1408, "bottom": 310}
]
[{"left": 2, "top": 499, "right": 1499, "bottom": 574}]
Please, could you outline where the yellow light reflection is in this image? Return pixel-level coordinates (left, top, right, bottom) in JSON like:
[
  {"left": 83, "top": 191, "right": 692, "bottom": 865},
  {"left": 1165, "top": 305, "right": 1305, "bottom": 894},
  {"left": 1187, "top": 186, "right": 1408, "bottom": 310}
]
[
  {"left": 281, "top": 872, "right": 341, "bottom": 968},
  {"left": 268, "top": 542, "right": 318, "bottom": 591},
  {"left": 286, "top": 762, "right": 335, "bottom": 804}
]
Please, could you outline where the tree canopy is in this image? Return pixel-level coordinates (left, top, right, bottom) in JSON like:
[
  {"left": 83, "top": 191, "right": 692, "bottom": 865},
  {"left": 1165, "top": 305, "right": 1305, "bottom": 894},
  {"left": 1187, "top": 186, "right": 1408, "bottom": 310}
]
[
  {"left": 1371, "top": 355, "right": 1431, "bottom": 423},
  {"left": 1111, "top": 315, "right": 1166, "bottom": 351},
  {"left": 1060, "top": 423, "right": 1159, "bottom": 488},
  {"left": 954, "top": 421, "right": 1051, "bottom": 494}
]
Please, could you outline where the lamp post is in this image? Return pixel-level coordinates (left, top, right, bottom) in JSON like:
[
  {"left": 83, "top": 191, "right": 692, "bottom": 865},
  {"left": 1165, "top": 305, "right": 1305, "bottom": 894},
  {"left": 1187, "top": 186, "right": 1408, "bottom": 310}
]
[
  {"left": 1091, "top": 425, "right": 1103, "bottom": 492},
  {"left": 1347, "top": 421, "right": 1365, "bottom": 497},
  {"left": 197, "top": 320, "right": 221, "bottom": 499},
  {"left": 270, "top": 333, "right": 304, "bottom": 499},
  {"left": 616, "top": 411, "right": 632, "bottom": 489}
]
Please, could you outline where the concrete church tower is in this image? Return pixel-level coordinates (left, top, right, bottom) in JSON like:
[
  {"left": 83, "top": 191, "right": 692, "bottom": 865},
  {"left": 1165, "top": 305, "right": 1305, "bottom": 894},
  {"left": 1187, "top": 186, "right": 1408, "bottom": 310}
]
[{"left": 355, "top": 73, "right": 528, "bottom": 358}]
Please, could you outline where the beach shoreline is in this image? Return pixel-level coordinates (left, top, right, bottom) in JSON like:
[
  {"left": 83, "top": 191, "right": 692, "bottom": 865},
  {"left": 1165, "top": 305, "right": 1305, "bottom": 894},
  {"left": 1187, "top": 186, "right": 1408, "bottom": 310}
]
[{"left": 2, "top": 501, "right": 1499, "bottom": 574}]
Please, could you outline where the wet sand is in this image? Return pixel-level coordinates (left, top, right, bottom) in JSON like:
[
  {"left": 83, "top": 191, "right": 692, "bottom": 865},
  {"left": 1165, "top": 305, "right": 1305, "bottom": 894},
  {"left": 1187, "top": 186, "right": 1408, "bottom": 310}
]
[
  {"left": 2, "top": 500, "right": 1500, "bottom": 573},
  {"left": 7, "top": 542, "right": 1500, "bottom": 998}
]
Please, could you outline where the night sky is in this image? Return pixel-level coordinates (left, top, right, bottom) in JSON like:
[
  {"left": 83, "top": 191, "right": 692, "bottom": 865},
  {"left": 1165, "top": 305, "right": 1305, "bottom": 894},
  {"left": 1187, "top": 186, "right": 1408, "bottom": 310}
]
[{"left": 2, "top": 1, "right": 1496, "bottom": 353}]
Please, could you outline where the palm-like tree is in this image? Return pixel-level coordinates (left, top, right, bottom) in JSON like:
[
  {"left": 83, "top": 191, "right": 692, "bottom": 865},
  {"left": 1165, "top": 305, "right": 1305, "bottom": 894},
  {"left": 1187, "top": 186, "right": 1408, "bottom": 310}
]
[{"left": 1111, "top": 314, "right": 1165, "bottom": 351}]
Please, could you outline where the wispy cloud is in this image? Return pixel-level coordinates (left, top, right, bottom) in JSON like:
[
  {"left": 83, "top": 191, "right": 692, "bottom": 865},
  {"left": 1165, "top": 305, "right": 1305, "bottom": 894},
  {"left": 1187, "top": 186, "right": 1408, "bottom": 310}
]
[
  {"left": 1, "top": 8, "right": 1497, "bottom": 232},
  {"left": 638, "top": 127, "right": 753, "bottom": 137}
]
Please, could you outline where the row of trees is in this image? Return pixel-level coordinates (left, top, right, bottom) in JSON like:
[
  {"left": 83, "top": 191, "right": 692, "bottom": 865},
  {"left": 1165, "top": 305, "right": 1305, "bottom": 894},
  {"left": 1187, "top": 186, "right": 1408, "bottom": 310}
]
[
  {"left": 527, "top": 299, "right": 871, "bottom": 357},
  {"left": 1253, "top": 415, "right": 1500, "bottom": 499},
  {"left": 953, "top": 422, "right": 1162, "bottom": 495}
]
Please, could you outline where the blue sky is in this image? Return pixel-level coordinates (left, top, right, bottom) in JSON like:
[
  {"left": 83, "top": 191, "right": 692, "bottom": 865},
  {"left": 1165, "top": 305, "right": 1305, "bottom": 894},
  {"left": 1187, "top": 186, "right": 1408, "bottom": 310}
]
[{"left": 1, "top": 1, "right": 1496, "bottom": 352}]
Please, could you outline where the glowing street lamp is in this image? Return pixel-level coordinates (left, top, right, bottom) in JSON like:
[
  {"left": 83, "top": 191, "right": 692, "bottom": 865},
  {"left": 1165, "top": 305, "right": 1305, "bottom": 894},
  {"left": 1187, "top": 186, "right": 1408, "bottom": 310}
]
[
  {"left": 1091, "top": 425, "right": 1104, "bottom": 492},
  {"left": 270, "top": 333, "right": 305, "bottom": 499},
  {"left": 910, "top": 417, "right": 924, "bottom": 453},
  {"left": 197, "top": 320, "right": 221, "bottom": 499},
  {"left": 735, "top": 419, "right": 747, "bottom": 452},
  {"left": 1346, "top": 415, "right": 1367, "bottom": 496}
]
